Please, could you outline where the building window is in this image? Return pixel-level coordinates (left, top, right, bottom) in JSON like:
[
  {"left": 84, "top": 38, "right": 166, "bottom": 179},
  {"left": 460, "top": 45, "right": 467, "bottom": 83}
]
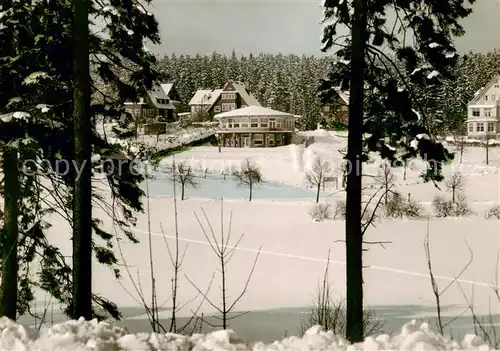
[
  {"left": 476, "top": 123, "right": 484, "bottom": 132},
  {"left": 214, "top": 106, "right": 221, "bottom": 112},
  {"left": 250, "top": 118, "right": 258, "bottom": 128},
  {"left": 488, "top": 122, "right": 495, "bottom": 132},
  {"left": 485, "top": 108, "right": 492, "bottom": 117},
  {"left": 227, "top": 118, "right": 233, "bottom": 128},
  {"left": 485, "top": 95, "right": 489, "bottom": 101},
  {"left": 139, "top": 97, "right": 144, "bottom": 103},
  {"left": 222, "top": 103, "right": 236, "bottom": 111},
  {"left": 241, "top": 118, "right": 249, "bottom": 128},
  {"left": 493, "top": 95, "right": 497, "bottom": 101},
  {"left": 472, "top": 108, "right": 480, "bottom": 117},
  {"left": 259, "top": 118, "right": 268, "bottom": 128},
  {"left": 222, "top": 93, "right": 236, "bottom": 100},
  {"left": 468, "top": 123, "right": 473, "bottom": 132}
]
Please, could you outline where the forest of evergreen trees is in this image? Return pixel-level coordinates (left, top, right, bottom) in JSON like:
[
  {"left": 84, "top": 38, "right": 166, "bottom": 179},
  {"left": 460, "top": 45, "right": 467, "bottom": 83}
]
[{"left": 156, "top": 50, "right": 500, "bottom": 134}]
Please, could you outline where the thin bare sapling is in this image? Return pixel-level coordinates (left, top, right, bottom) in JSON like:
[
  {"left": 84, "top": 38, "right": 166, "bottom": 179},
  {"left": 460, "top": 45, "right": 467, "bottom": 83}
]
[
  {"left": 445, "top": 172, "right": 464, "bottom": 203},
  {"left": 306, "top": 156, "right": 333, "bottom": 203},
  {"left": 186, "top": 199, "right": 261, "bottom": 329},
  {"left": 424, "top": 218, "right": 473, "bottom": 335}
]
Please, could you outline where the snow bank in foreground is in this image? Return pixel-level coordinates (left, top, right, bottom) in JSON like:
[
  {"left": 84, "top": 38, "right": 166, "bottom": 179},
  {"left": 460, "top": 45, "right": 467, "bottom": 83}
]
[{"left": 0, "top": 318, "right": 492, "bottom": 350}]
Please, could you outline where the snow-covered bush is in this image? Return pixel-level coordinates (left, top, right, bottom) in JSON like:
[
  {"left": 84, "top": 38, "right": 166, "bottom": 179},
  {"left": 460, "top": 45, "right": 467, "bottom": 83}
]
[
  {"left": 386, "top": 192, "right": 422, "bottom": 218},
  {"left": 432, "top": 195, "right": 453, "bottom": 217},
  {"left": 485, "top": 205, "right": 500, "bottom": 220},
  {"left": 432, "top": 194, "right": 471, "bottom": 218},
  {"left": 385, "top": 191, "right": 405, "bottom": 218},
  {"left": 309, "top": 202, "right": 333, "bottom": 221},
  {"left": 0, "top": 317, "right": 492, "bottom": 350},
  {"left": 454, "top": 194, "right": 472, "bottom": 216},
  {"left": 333, "top": 200, "right": 346, "bottom": 220},
  {"left": 404, "top": 197, "right": 423, "bottom": 218}
]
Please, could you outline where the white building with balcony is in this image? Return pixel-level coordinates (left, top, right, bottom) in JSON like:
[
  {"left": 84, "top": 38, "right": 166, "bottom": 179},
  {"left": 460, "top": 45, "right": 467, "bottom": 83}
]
[
  {"left": 467, "top": 75, "right": 500, "bottom": 141},
  {"left": 213, "top": 106, "right": 301, "bottom": 147}
]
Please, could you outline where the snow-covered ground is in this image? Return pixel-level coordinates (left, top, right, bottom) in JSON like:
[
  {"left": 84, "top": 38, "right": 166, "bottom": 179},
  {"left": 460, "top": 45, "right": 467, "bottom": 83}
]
[
  {"left": 96, "top": 121, "right": 216, "bottom": 153},
  {"left": 0, "top": 317, "right": 493, "bottom": 350},
  {"left": 30, "top": 129, "right": 500, "bottom": 343}
]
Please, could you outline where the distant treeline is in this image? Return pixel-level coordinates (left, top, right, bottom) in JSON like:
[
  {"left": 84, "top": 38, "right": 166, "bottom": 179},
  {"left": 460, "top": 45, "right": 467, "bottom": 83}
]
[{"left": 156, "top": 50, "right": 500, "bottom": 133}]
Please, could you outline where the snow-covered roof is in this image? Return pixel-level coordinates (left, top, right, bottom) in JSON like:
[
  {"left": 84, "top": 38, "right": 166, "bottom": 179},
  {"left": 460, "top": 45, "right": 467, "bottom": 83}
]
[
  {"left": 468, "top": 75, "right": 500, "bottom": 105},
  {"left": 337, "top": 90, "right": 349, "bottom": 105},
  {"left": 213, "top": 106, "right": 295, "bottom": 119},
  {"left": 189, "top": 89, "right": 223, "bottom": 107},
  {"left": 228, "top": 81, "right": 261, "bottom": 107},
  {"left": 160, "top": 83, "right": 174, "bottom": 97},
  {"left": 469, "top": 104, "right": 496, "bottom": 108},
  {"left": 188, "top": 81, "right": 262, "bottom": 109},
  {"left": 146, "top": 83, "right": 175, "bottom": 110}
]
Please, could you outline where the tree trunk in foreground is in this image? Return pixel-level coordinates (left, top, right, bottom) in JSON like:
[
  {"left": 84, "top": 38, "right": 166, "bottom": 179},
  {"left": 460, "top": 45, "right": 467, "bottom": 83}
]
[
  {"left": 71, "top": 0, "right": 92, "bottom": 320},
  {"left": 0, "top": 147, "right": 19, "bottom": 319},
  {"left": 345, "top": 0, "right": 367, "bottom": 342},
  {"left": 0, "top": 0, "right": 19, "bottom": 320}
]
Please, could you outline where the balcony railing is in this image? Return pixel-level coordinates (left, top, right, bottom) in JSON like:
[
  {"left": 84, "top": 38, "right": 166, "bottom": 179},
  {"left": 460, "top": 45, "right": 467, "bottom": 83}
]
[{"left": 217, "top": 126, "right": 294, "bottom": 132}]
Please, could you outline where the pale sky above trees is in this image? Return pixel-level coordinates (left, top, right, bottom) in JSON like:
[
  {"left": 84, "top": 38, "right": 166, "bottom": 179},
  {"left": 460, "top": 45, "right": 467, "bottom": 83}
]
[{"left": 148, "top": 0, "right": 498, "bottom": 56}]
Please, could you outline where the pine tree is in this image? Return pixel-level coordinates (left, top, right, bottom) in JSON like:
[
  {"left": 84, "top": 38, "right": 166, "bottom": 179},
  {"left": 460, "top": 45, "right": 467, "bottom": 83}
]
[
  {"left": 0, "top": 0, "right": 164, "bottom": 319},
  {"left": 320, "top": 0, "right": 475, "bottom": 342},
  {"left": 71, "top": 0, "right": 92, "bottom": 319},
  {"left": 0, "top": 0, "right": 20, "bottom": 320}
]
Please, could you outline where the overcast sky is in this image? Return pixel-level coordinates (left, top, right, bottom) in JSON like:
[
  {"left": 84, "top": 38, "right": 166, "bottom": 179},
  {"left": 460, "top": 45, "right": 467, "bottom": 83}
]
[{"left": 147, "top": 0, "right": 499, "bottom": 57}]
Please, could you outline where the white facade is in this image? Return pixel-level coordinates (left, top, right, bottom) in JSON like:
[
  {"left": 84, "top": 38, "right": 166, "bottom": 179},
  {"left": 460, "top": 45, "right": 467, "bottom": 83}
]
[
  {"left": 467, "top": 75, "right": 500, "bottom": 140},
  {"left": 213, "top": 106, "right": 300, "bottom": 148}
]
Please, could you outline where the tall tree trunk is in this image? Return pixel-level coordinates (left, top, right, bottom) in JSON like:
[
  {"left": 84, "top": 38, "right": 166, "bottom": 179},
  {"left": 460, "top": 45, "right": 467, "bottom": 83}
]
[
  {"left": 345, "top": 0, "right": 367, "bottom": 342},
  {"left": 181, "top": 183, "right": 185, "bottom": 201},
  {"left": 0, "top": 0, "right": 19, "bottom": 320},
  {"left": 316, "top": 182, "right": 320, "bottom": 203},
  {"left": 71, "top": 0, "right": 92, "bottom": 320},
  {"left": 0, "top": 148, "right": 19, "bottom": 320}
]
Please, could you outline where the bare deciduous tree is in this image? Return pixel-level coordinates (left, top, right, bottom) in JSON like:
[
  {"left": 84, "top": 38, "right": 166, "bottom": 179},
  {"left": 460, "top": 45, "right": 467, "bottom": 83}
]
[
  {"left": 445, "top": 172, "right": 464, "bottom": 203},
  {"left": 232, "top": 159, "right": 262, "bottom": 202},
  {"left": 306, "top": 156, "right": 332, "bottom": 203},
  {"left": 375, "top": 161, "right": 396, "bottom": 206},
  {"left": 187, "top": 200, "right": 261, "bottom": 329},
  {"left": 453, "top": 124, "right": 467, "bottom": 164},
  {"left": 172, "top": 161, "right": 197, "bottom": 201}
]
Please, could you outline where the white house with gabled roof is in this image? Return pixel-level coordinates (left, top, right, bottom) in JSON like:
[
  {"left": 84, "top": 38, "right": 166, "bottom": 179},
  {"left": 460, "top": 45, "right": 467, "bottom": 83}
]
[
  {"left": 188, "top": 80, "right": 261, "bottom": 120},
  {"left": 467, "top": 75, "right": 500, "bottom": 140}
]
